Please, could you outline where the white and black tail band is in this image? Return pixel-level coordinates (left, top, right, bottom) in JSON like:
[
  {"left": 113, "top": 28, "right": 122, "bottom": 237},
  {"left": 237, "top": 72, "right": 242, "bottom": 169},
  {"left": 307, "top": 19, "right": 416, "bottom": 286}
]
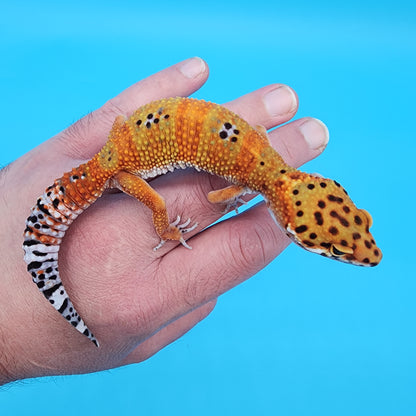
[{"left": 23, "top": 178, "right": 102, "bottom": 347}]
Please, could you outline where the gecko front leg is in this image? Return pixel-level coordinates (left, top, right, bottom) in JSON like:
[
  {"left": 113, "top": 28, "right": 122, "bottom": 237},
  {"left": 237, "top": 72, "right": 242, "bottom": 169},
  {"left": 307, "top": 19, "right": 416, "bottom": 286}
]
[{"left": 113, "top": 171, "right": 197, "bottom": 250}]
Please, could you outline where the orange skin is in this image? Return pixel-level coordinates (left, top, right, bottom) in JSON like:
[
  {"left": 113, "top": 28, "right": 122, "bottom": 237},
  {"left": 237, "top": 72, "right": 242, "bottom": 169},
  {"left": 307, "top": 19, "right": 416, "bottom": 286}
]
[{"left": 23, "top": 97, "right": 381, "bottom": 346}]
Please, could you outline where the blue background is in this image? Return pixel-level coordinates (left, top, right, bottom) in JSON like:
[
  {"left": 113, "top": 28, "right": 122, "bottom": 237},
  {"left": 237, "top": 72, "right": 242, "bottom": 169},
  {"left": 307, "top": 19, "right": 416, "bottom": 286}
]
[{"left": 1, "top": 1, "right": 415, "bottom": 414}]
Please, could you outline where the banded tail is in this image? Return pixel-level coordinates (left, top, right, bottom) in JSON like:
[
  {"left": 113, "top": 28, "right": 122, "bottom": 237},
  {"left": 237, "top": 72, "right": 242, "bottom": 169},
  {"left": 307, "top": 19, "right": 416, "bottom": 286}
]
[{"left": 23, "top": 162, "right": 107, "bottom": 347}]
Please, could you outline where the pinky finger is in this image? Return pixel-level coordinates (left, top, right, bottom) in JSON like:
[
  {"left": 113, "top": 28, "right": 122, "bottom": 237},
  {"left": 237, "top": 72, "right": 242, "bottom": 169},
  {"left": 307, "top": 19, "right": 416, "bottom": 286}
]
[{"left": 120, "top": 300, "right": 217, "bottom": 365}]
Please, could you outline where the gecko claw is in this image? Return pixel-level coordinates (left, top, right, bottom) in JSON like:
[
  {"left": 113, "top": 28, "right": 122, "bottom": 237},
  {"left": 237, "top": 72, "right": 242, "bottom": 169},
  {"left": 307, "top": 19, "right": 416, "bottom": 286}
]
[
  {"left": 224, "top": 197, "right": 247, "bottom": 214},
  {"left": 153, "top": 216, "right": 198, "bottom": 250}
]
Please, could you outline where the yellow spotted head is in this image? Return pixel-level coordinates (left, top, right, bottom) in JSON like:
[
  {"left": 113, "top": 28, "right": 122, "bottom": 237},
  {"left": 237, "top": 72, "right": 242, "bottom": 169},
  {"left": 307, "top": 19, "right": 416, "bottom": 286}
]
[{"left": 267, "top": 172, "right": 382, "bottom": 266}]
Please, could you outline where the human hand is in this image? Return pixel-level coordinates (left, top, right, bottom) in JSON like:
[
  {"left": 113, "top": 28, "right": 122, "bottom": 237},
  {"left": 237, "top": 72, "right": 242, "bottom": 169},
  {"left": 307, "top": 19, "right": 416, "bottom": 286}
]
[{"left": 0, "top": 57, "right": 328, "bottom": 384}]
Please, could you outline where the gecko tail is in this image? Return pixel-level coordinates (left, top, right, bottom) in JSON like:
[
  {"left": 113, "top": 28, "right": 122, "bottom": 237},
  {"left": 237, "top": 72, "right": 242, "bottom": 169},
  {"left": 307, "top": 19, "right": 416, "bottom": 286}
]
[
  {"left": 23, "top": 173, "right": 102, "bottom": 347},
  {"left": 24, "top": 249, "right": 99, "bottom": 346}
]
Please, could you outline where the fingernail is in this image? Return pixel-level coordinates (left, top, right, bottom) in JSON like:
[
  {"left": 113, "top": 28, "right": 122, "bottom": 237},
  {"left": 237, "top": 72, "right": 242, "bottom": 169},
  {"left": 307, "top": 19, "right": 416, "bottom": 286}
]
[
  {"left": 299, "top": 118, "right": 329, "bottom": 151},
  {"left": 179, "top": 57, "right": 206, "bottom": 79},
  {"left": 263, "top": 86, "right": 298, "bottom": 117}
]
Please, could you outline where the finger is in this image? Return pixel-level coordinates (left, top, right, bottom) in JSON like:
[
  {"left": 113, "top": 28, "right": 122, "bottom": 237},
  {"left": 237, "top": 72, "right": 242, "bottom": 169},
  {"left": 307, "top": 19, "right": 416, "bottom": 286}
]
[
  {"left": 222, "top": 85, "right": 328, "bottom": 167},
  {"left": 157, "top": 203, "right": 287, "bottom": 321},
  {"left": 224, "top": 84, "right": 299, "bottom": 129},
  {"left": 270, "top": 117, "right": 329, "bottom": 167},
  {"left": 57, "top": 57, "right": 209, "bottom": 160},
  {"left": 121, "top": 300, "right": 216, "bottom": 365}
]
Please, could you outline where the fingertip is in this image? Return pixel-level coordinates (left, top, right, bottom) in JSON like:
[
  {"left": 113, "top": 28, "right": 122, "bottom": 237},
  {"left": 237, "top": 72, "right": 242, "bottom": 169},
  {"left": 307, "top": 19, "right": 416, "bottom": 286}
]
[
  {"left": 263, "top": 85, "right": 298, "bottom": 118},
  {"left": 178, "top": 57, "right": 208, "bottom": 80},
  {"left": 298, "top": 117, "right": 330, "bottom": 153}
]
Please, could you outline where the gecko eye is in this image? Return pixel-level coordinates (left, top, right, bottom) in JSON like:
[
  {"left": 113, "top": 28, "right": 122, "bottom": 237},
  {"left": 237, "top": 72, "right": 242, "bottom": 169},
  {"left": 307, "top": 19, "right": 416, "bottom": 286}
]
[{"left": 330, "top": 244, "right": 354, "bottom": 257}]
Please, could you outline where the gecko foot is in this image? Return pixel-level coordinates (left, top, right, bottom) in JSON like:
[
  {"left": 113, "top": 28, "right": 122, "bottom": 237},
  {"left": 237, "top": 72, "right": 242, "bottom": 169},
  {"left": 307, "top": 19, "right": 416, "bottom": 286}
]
[
  {"left": 223, "top": 197, "right": 247, "bottom": 214},
  {"left": 153, "top": 216, "right": 198, "bottom": 251}
]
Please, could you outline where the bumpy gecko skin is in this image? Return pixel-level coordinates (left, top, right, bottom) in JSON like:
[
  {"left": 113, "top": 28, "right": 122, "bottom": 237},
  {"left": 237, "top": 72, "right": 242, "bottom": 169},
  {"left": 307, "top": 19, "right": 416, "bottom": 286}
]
[{"left": 23, "top": 97, "right": 381, "bottom": 346}]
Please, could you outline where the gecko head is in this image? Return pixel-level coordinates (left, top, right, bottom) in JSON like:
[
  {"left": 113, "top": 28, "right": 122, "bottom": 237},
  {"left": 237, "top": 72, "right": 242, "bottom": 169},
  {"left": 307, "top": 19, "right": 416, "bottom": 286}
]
[{"left": 268, "top": 172, "right": 382, "bottom": 266}]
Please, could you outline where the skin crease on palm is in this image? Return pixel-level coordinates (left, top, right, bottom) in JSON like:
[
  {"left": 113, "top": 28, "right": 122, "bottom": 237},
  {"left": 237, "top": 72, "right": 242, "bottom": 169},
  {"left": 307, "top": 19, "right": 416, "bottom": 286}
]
[{"left": 0, "top": 57, "right": 330, "bottom": 384}]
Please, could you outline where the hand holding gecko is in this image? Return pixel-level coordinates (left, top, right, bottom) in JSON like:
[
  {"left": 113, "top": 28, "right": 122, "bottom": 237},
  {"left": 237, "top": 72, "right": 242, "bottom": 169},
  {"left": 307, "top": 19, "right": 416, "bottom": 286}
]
[{"left": 0, "top": 57, "right": 358, "bottom": 383}]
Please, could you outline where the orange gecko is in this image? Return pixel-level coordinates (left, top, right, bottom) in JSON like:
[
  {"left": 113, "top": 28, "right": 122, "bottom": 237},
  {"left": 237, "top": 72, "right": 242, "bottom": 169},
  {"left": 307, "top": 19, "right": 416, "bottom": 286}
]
[{"left": 23, "top": 97, "right": 382, "bottom": 346}]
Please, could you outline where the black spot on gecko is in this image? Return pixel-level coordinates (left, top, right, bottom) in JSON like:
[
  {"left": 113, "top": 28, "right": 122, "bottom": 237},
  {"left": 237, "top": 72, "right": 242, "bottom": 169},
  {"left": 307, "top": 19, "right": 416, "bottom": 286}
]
[
  {"left": 154, "top": 118, "right": 159, "bottom": 124},
  {"left": 318, "top": 200, "right": 326, "bottom": 209},
  {"left": 260, "top": 161, "right": 265, "bottom": 166},
  {"left": 45, "top": 267, "right": 53, "bottom": 274},
  {"left": 340, "top": 217, "right": 350, "bottom": 227},
  {"left": 224, "top": 122, "right": 232, "bottom": 129},
  {"left": 295, "top": 225, "right": 308, "bottom": 233},
  {"left": 320, "top": 182, "right": 327, "bottom": 188},
  {"left": 329, "top": 226, "right": 339, "bottom": 235},
  {"left": 146, "top": 122, "right": 151, "bottom": 128},
  {"left": 354, "top": 215, "right": 363, "bottom": 225},
  {"left": 32, "top": 250, "right": 48, "bottom": 256},
  {"left": 136, "top": 119, "right": 142, "bottom": 126},
  {"left": 53, "top": 198, "right": 60, "bottom": 208},
  {"left": 314, "top": 212, "right": 324, "bottom": 225},
  {"left": 37, "top": 201, "right": 51, "bottom": 216},
  {"left": 230, "top": 137, "right": 238, "bottom": 142},
  {"left": 353, "top": 232, "right": 361, "bottom": 240},
  {"left": 23, "top": 240, "right": 40, "bottom": 246},
  {"left": 219, "top": 131, "right": 228, "bottom": 139},
  {"left": 58, "top": 298, "right": 69, "bottom": 314},
  {"left": 328, "top": 195, "right": 343, "bottom": 203},
  {"left": 147, "top": 113, "right": 153, "bottom": 119},
  {"left": 164, "top": 114, "right": 170, "bottom": 119},
  {"left": 296, "top": 210, "right": 304, "bottom": 217},
  {"left": 28, "top": 215, "right": 37, "bottom": 223},
  {"left": 280, "top": 169, "right": 286, "bottom": 174},
  {"left": 233, "top": 129, "right": 240, "bottom": 135},
  {"left": 309, "top": 233, "right": 317, "bottom": 239},
  {"left": 307, "top": 184, "right": 315, "bottom": 190},
  {"left": 27, "top": 261, "right": 42, "bottom": 271}
]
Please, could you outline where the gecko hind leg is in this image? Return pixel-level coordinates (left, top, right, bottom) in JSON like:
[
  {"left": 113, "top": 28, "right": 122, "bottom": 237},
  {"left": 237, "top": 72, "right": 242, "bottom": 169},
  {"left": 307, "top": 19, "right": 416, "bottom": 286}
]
[{"left": 114, "top": 171, "right": 198, "bottom": 250}]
